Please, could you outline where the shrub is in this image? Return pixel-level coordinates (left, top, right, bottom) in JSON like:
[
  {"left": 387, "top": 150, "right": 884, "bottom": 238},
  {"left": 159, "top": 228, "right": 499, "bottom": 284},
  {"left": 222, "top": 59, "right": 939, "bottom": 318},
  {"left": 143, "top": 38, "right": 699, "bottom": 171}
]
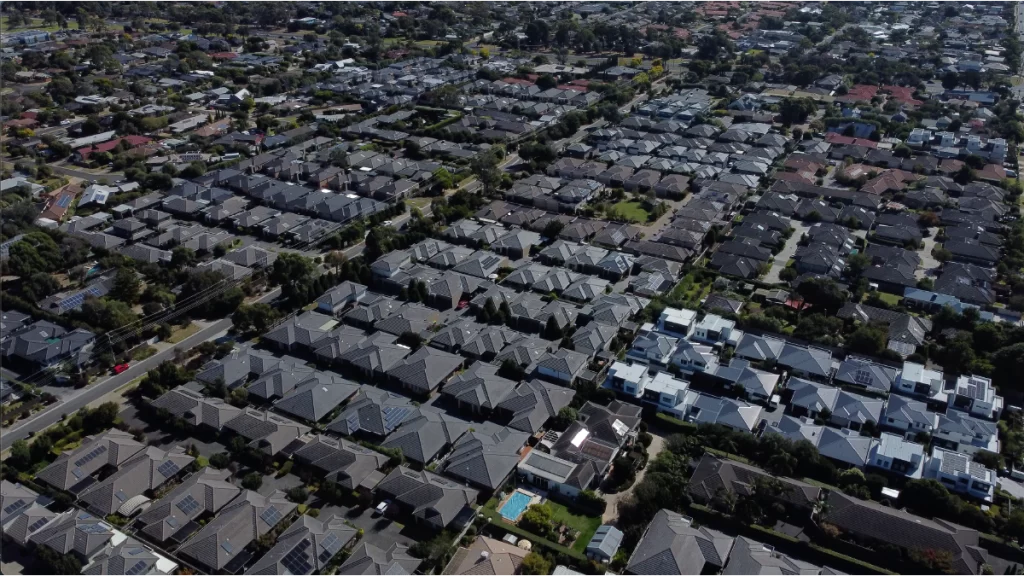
[{"left": 242, "top": 472, "right": 263, "bottom": 490}]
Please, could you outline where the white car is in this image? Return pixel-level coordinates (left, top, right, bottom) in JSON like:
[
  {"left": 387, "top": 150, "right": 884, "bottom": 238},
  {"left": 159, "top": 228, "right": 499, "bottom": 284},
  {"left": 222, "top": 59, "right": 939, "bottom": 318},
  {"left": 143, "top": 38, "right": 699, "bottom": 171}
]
[
  {"left": 383, "top": 220, "right": 393, "bottom": 227},
  {"left": 375, "top": 500, "right": 391, "bottom": 516}
]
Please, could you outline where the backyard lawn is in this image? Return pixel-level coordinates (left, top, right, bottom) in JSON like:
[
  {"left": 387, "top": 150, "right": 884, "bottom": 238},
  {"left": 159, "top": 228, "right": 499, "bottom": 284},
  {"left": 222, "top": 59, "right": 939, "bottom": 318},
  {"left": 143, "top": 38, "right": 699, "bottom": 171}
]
[
  {"left": 481, "top": 496, "right": 601, "bottom": 554},
  {"left": 872, "top": 292, "right": 903, "bottom": 306},
  {"left": 608, "top": 201, "right": 650, "bottom": 223},
  {"left": 546, "top": 500, "right": 602, "bottom": 554}
]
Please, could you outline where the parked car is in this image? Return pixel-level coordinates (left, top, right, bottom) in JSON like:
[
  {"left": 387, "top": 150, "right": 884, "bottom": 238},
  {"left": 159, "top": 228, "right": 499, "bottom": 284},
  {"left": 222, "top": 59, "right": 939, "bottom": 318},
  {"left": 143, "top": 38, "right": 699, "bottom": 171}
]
[
  {"left": 374, "top": 500, "right": 391, "bottom": 516},
  {"left": 112, "top": 363, "right": 130, "bottom": 375}
]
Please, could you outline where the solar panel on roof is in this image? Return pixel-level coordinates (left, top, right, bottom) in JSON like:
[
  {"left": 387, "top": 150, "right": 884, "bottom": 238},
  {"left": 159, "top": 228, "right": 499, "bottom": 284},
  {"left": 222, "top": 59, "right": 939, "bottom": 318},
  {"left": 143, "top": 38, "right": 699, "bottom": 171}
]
[
  {"left": 221, "top": 541, "right": 233, "bottom": 554},
  {"left": 28, "top": 517, "right": 49, "bottom": 532},
  {"left": 57, "top": 195, "right": 72, "bottom": 208},
  {"left": 125, "top": 560, "right": 148, "bottom": 576},
  {"left": 260, "top": 506, "right": 282, "bottom": 526},
  {"left": 283, "top": 539, "right": 312, "bottom": 574},
  {"left": 80, "top": 523, "right": 107, "bottom": 534},
  {"left": 853, "top": 369, "right": 874, "bottom": 385},
  {"left": 74, "top": 445, "right": 107, "bottom": 467},
  {"left": 383, "top": 406, "right": 411, "bottom": 431},
  {"left": 166, "top": 516, "right": 179, "bottom": 529},
  {"left": 320, "top": 533, "right": 341, "bottom": 556},
  {"left": 157, "top": 461, "right": 181, "bottom": 478},
  {"left": 176, "top": 494, "right": 200, "bottom": 515},
  {"left": 115, "top": 490, "right": 128, "bottom": 503},
  {"left": 3, "top": 500, "right": 27, "bottom": 515}
]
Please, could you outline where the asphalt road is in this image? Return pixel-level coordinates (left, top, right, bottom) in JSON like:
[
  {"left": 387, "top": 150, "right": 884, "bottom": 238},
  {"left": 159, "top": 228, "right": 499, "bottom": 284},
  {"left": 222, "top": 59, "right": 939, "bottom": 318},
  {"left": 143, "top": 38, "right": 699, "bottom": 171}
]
[
  {"left": 0, "top": 288, "right": 281, "bottom": 451},
  {"left": 50, "top": 164, "right": 125, "bottom": 184}
]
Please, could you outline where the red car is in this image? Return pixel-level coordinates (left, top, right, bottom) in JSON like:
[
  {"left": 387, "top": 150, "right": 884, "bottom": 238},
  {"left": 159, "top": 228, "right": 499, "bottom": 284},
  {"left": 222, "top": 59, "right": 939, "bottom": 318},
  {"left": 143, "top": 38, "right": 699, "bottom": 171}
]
[{"left": 112, "top": 363, "right": 130, "bottom": 375}]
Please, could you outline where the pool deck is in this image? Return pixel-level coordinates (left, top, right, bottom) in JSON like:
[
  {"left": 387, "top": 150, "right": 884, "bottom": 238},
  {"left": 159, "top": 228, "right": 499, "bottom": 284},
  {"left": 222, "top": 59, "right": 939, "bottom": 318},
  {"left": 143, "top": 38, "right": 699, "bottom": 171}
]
[{"left": 497, "top": 488, "right": 543, "bottom": 522}]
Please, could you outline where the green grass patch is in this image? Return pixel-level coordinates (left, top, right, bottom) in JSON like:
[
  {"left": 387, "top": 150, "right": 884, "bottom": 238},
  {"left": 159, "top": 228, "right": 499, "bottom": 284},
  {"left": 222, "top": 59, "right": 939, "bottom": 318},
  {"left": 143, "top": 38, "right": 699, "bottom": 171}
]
[
  {"left": 704, "top": 447, "right": 753, "bottom": 465},
  {"left": 874, "top": 292, "right": 902, "bottom": 306},
  {"left": 608, "top": 201, "right": 650, "bottom": 223},
  {"left": 166, "top": 322, "right": 201, "bottom": 344},
  {"left": 132, "top": 345, "right": 157, "bottom": 361},
  {"left": 407, "top": 197, "right": 433, "bottom": 211},
  {"left": 545, "top": 501, "right": 603, "bottom": 553}
]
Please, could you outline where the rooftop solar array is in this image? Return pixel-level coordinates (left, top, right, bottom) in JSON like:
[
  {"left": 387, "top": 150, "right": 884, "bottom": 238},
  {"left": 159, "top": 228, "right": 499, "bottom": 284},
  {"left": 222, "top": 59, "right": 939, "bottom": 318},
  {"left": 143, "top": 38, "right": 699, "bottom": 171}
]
[
  {"left": 853, "top": 369, "right": 874, "bottom": 386},
  {"left": 176, "top": 494, "right": 200, "bottom": 515},
  {"left": 282, "top": 538, "right": 312, "bottom": 574},
  {"left": 28, "top": 517, "right": 50, "bottom": 532},
  {"left": 125, "top": 560, "right": 148, "bottom": 576},
  {"left": 260, "top": 505, "right": 282, "bottom": 526},
  {"left": 73, "top": 445, "right": 108, "bottom": 467},
  {"left": 3, "top": 500, "right": 27, "bottom": 515},
  {"left": 316, "top": 532, "right": 343, "bottom": 564},
  {"left": 157, "top": 460, "right": 181, "bottom": 478}
]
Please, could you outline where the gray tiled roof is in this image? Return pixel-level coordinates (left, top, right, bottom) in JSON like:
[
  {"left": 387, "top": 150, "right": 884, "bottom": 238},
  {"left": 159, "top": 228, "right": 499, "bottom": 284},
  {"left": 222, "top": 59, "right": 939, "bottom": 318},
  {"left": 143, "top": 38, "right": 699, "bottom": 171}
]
[
  {"left": 340, "top": 332, "right": 412, "bottom": 374},
  {"left": 822, "top": 491, "right": 986, "bottom": 575},
  {"left": 626, "top": 509, "right": 734, "bottom": 575},
  {"left": 246, "top": 515, "right": 356, "bottom": 575},
  {"left": 223, "top": 408, "right": 311, "bottom": 455},
  {"left": 442, "top": 361, "right": 518, "bottom": 411},
  {"left": 497, "top": 379, "right": 576, "bottom": 434},
  {"left": 30, "top": 509, "right": 113, "bottom": 558},
  {"left": 442, "top": 423, "right": 529, "bottom": 489},
  {"left": 273, "top": 374, "right": 359, "bottom": 423},
  {"left": 137, "top": 468, "right": 240, "bottom": 543},
  {"left": 338, "top": 542, "right": 421, "bottom": 575},
  {"left": 383, "top": 408, "right": 471, "bottom": 464},
  {"left": 179, "top": 490, "right": 296, "bottom": 571},
  {"left": 688, "top": 453, "right": 821, "bottom": 510},
  {"left": 377, "top": 467, "right": 478, "bottom": 530},
  {"left": 79, "top": 446, "right": 194, "bottom": 515},
  {"left": 292, "top": 435, "right": 388, "bottom": 490},
  {"left": 327, "top": 387, "right": 418, "bottom": 438},
  {"left": 36, "top": 430, "right": 145, "bottom": 492},
  {"left": 387, "top": 346, "right": 464, "bottom": 394}
]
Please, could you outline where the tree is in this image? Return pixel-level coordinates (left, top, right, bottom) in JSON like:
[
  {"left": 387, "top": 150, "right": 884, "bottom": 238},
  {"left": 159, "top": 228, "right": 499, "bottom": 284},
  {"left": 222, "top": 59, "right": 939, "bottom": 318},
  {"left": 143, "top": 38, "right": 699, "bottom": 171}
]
[
  {"left": 21, "top": 272, "right": 61, "bottom": 301},
  {"left": 242, "top": 472, "right": 263, "bottom": 490},
  {"left": 992, "top": 343, "right": 1024, "bottom": 392},
  {"left": 796, "top": 277, "right": 847, "bottom": 314},
  {"left": 779, "top": 97, "right": 818, "bottom": 125},
  {"left": 846, "top": 323, "right": 888, "bottom": 355},
  {"left": 83, "top": 402, "right": 120, "bottom": 434},
  {"left": 9, "top": 440, "right": 31, "bottom": 471},
  {"left": 543, "top": 316, "right": 564, "bottom": 340},
  {"left": 232, "top": 303, "right": 279, "bottom": 334},
  {"left": 536, "top": 74, "right": 557, "bottom": 90},
  {"left": 521, "top": 553, "right": 552, "bottom": 575},
  {"left": 36, "top": 546, "right": 82, "bottom": 575},
  {"left": 77, "top": 298, "right": 138, "bottom": 332},
  {"left": 170, "top": 246, "right": 197, "bottom": 269},
  {"left": 140, "top": 361, "right": 192, "bottom": 398},
  {"left": 111, "top": 267, "right": 141, "bottom": 304},
  {"left": 941, "top": 334, "right": 976, "bottom": 375},
  {"left": 209, "top": 453, "right": 231, "bottom": 469},
  {"left": 553, "top": 406, "right": 578, "bottom": 430},
  {"left": 518, "top": 503, "right": 554, "bottom": 539}
]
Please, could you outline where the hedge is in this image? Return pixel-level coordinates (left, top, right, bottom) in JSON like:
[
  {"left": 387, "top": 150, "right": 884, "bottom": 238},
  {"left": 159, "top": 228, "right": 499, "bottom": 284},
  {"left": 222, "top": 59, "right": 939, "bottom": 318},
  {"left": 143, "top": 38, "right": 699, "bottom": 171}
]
[{"left": 652, "top": 412, "right": 698, "bottom": 433}]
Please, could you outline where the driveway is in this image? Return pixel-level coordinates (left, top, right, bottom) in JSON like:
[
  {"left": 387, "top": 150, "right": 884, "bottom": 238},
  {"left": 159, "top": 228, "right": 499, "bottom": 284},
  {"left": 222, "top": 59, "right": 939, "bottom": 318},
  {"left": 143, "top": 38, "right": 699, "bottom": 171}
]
[
  {"left": 764, "top": 222, "right": 809, "bottom": 284},
  {"left": 917, "top": 227, "right": 941, "bottom": 280},
  {"left": 602, "top": 432, "right": 666, "bottom": 524},
  {"left": 318, "top": 504, "right": 416, "bottom": 549}
]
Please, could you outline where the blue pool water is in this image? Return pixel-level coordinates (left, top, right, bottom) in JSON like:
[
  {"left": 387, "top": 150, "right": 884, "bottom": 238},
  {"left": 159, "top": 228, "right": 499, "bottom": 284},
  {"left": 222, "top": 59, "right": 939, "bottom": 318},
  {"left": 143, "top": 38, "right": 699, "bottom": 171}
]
[{"left": 499, "top": 491, "right": 532, "bottom": 521}]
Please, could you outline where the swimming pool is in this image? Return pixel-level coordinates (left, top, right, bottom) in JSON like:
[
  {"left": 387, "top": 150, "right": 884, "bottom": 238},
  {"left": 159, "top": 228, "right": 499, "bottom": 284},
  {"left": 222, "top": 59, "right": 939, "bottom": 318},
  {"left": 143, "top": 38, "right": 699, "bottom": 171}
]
[{"left": 498, "top": 490, "right": 533, "bottom": 522}]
